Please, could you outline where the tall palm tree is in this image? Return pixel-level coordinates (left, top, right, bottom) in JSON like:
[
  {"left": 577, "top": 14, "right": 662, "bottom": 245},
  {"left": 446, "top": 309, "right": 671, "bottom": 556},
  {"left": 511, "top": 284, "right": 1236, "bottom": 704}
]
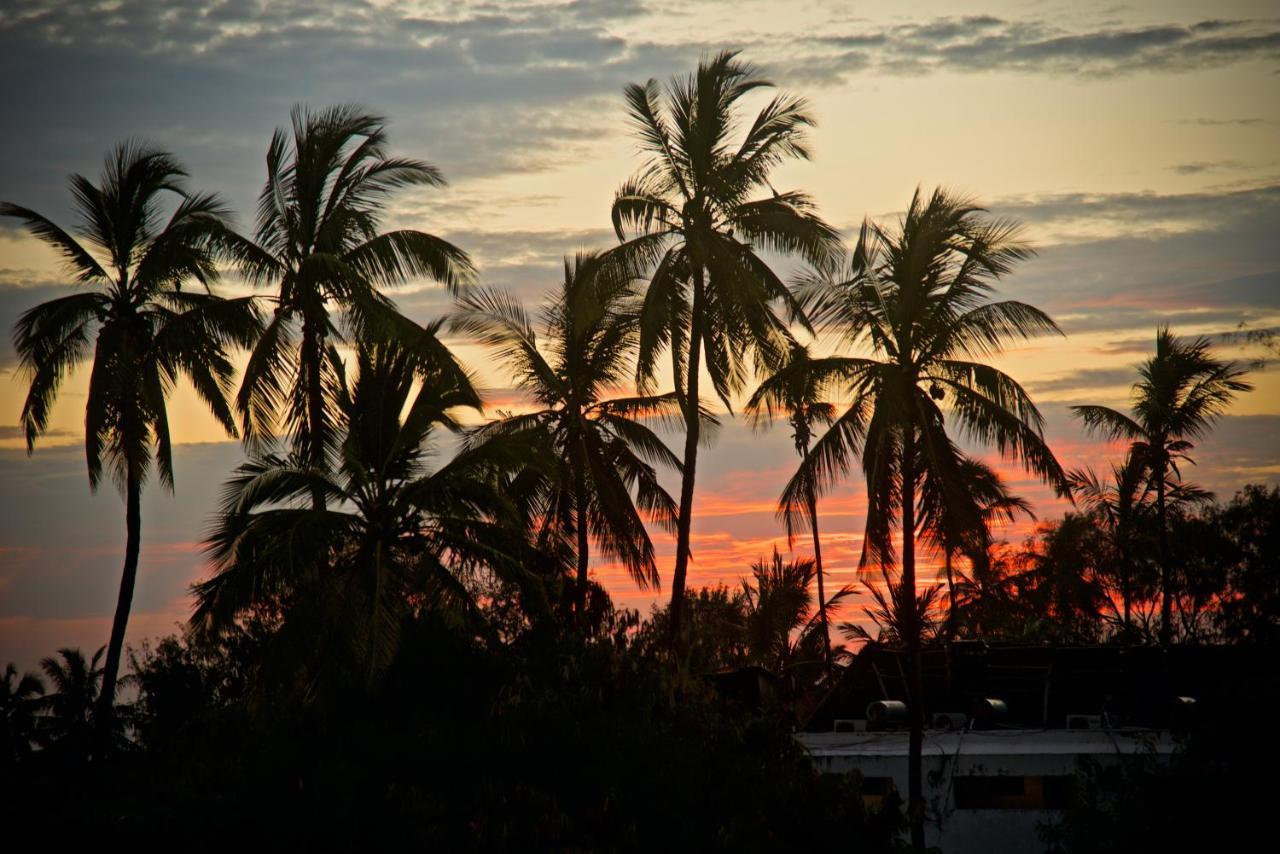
[
  {"left": 746, "top": 341, "right": 840, "bottom": 678},
  {"left": 3, "top": 143, "right": 261, "bottom": 739},
  {"left": 196, "top": 327, "right": 519, "bottom": 687},
  {"left": 1, "top": 664, "right": 45, "bottom": 764},
  {"left": 1073, "top": 327, "right": 1251, "bottom": 645},
  {"left": 919, "top": 455, "right": 1033, "bottom": 640},
  {"left": 231, "top": 105, "right": 475, "bottom": 504},
  {"left": 794, "top": 188, "right": 1068, "bottom": 850},
  {"left": 609, "top": 51, "right": 841, "bottom": 644},
  {"left": 453, "top": 253, "right": 682, "bottom": 616}
]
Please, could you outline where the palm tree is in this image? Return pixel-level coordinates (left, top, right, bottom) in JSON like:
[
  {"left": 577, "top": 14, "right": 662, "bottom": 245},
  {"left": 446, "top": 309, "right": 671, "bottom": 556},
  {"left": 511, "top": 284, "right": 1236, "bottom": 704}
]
[
  {"left": 3, "top": 143, "right": 261, "bottom": 740},
  {"left": 746, "top": 341, "right": 841, "bottom": 677},
  {"left": 453, "top": 253, "right": 681, "bottom": 616},
  {"left": 1, "top": 664, "right": 45, "bottom": 763},
  {"left": 1073, "top": 327, "right": 1251, "bottom": 645},
  {"left": 231, "top": 105, "right": 475, "bottom": 505},
  {"left": 1068, "top": 454, "right": 1152, "bottom": 639},
  {"left": 196, "top": 326, "right": 520, "bottom": 687},
  {"left": 919, "top": 455, "right": 1033, "bottom": 640},
  {"left": 36, "top": 647, "right": 128, "bottom": 759},
  {"left": 608, "top": 51, "right": 841, "bottom": 644},
  {"left": 795, "top": 188, "right": 1068, "bottom": 850},
  {"left": 741, "top": 547, "right": 855, "bottom": 677}
]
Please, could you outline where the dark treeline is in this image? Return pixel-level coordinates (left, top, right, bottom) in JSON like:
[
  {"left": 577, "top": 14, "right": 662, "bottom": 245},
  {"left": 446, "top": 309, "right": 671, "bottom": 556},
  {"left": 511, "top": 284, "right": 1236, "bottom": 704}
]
[{"left": 1, "top": 51, "right": 1272, "bottom": 850}]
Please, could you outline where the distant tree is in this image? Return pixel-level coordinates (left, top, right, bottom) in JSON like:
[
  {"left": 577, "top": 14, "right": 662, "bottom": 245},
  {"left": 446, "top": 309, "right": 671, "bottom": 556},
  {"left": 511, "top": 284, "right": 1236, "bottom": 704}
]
[
  {"left": 740, "top": 547, "right": 855, "bottom": 677},
  {"left": 196, "top": 328, "right": 518, "bottom": 688},
  {"left": 230, "top": 105, "right": 474, "bottom": 506},
  {"left": 1215, "top": 484, "right": 1280, "bottom": 644},
  {"left": 37, "top": 647, "right": 128, "bottom": 759},
  {"left": 1074, "top": 327, "right": 1251, "bottom": 645},
  {"left": 3, "top": 143, "right": 261, "bottom": 742},
  {"left": 1, "top": 663, "right": 45, "bottom": 763},
  {"left": 797, "top": 188, "right": 1067, "bottom": 850},
  {"left": 747, "top": 342, "right": 841, "bottom": 679},
  {"left": 454, "top": 253, "right": 681, "bottom": 616},
  {"left": 919, "top": 455, "right": 1032, "bottom": 640},
  {"left": 1014, "top": 515, "right": 1110, "bottom": 644},
  {"left": 609, "top": 51, "right": 840, "bottom": 645}
]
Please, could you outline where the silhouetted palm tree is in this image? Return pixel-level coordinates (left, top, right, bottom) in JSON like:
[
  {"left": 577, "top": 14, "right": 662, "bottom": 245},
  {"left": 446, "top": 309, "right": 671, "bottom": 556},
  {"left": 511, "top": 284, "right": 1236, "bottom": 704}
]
[
  {"left": 1, "top": 664, "right": 45, "bottom": 763},
  {"left": 230, "top": 105, "right": 475, "bottom": 505},
  {"left": 746, "top": 341, "right": 840, "bottom": 677},
  {"left": 609, "top": 51, "right": 840, "bottom": 644},
  {"left": 37, "top": 647, "right": 128, "bottom": 759},
  {"left": 454, "top": 253, "right": 681, "bottom": 616},
  {"left": 1073, "top": 327, "right": 1251, "bottom": 645},
  {"left": 741, "top": 547, "right": 854, "bottom": 677},
  {"left": 796, "top": 188, "right": 1068, "bottom": 850},
  {"left": 3, "top": 143, "right": 261, "bottom": 739},
  {"left": 1069, "top": 454, "right": 1151, "bottom": 639},
  {"left": 919, "top": 456, "right": 1033, "bottom": 639},
  {"left": 196, "top": 326, "right": 513, "bottom": 687}
]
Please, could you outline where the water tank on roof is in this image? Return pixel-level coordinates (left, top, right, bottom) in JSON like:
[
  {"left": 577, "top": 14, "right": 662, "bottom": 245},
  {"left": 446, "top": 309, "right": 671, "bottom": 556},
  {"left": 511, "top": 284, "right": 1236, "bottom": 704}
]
[{"left": 866, "top": 700, "right": 908, "bottom": 729}]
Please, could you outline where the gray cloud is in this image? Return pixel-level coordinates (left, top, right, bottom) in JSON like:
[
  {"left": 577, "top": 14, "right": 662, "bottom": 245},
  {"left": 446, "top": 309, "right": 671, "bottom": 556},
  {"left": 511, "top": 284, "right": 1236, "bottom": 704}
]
[{"left": 1169, "top": 160, "right": 1249, "bottom": 175}]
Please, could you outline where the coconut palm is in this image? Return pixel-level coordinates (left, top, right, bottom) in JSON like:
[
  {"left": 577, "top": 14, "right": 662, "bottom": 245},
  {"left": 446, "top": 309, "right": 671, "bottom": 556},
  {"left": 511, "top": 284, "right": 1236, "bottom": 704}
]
[
  {"left": 453, "top": 253, "right": 682, "bottom": 616},
  {"left": 608, "top": 51, "right": 841, "bottom": 644},
  {"left": 3, "top": 142, "right": 261, "bottom": 740},
  {"left": 195, "top": 326, "right": 519, "bottom": 688},
  {"left": 1069, "top": 454, "right": 1152, "bottom": 639},
  {"left": 1073, "top": 327, "right": 1251, "bottom": 645},
  {"left": 1, "top": 664, "right": 45, "bottom": 763},
  {"left": 795, "top": 188, "right": 1068, "bottom": 850},
  {"left": 919, "top": 455, "right": 1033, "bottom": 640},
  {"left": 230, "top": 105, "right": 474, "bottom": 504},
  {"left": 741, "top": 547, "right": 855, "bottom": 677},
  {"left": 746, "top": 341, "right": 841, "bottom": 677},
  {"left": 36, "top": 647, "right": 129, "bottom": 759}
]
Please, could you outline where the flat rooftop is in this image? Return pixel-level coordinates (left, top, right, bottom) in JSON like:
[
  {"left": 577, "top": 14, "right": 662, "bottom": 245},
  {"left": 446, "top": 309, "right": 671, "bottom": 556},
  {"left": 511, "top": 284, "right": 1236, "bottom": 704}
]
[{"left": 799, "top": 728, "right": 1178, "bottom": 757}]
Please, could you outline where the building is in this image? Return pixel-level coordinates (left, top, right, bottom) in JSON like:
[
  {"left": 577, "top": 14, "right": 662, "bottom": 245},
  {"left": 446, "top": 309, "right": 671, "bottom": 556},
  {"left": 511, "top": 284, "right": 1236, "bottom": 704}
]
[{"left": 797, "top": 642, "right": 1265, "bottom": 853}]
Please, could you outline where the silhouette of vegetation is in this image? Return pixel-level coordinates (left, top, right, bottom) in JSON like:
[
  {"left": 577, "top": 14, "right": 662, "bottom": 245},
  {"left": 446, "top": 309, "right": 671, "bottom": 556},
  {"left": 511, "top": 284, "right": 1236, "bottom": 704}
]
[
  {"left": 2, "top": 144, "right": 261, "bottom": 739},
  {"left": 4, "top": 55, "right": 1272, "bottom": 850},
  {"left": 608, "top": 50, "right": 840, "bottom": 646},
  {"left": 1074, "top": 327, "right": 1252, "bottom": 645}
]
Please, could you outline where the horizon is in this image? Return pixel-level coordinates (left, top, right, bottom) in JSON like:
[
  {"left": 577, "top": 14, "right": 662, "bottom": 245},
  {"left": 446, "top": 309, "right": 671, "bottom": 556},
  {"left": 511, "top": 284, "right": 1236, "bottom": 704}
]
[{"left": 2, "top": 0, "right": 1278, "bottom": 673}]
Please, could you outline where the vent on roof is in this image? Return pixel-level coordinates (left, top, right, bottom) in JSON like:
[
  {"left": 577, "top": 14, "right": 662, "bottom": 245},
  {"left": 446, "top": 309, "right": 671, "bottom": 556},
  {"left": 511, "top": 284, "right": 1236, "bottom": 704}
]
[{"left": 932, "top": 712, "right": 968, "bottom": 731}]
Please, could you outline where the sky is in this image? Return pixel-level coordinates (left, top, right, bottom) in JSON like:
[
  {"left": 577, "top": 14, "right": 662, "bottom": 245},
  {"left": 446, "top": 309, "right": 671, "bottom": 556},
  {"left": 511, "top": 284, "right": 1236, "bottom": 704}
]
[{"left": 1, "top": 0, "right": 1278, "bottom": 672}]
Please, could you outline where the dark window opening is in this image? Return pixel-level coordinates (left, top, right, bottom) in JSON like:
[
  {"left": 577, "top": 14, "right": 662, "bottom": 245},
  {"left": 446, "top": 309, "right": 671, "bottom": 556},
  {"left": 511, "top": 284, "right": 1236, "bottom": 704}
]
[{"left": 954, "top": 775, "right": 1076, "bottom": 810}]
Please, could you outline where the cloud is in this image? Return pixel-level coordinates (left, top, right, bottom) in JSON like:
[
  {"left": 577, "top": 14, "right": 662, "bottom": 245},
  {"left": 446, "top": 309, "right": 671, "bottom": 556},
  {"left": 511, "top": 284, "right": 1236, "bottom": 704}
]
[
  {"left": 1169, "top": 160, "right": 1249, "bottom": 175},
  {"left": 783, "top": 15, "right": 1280, "bottom": 83}
]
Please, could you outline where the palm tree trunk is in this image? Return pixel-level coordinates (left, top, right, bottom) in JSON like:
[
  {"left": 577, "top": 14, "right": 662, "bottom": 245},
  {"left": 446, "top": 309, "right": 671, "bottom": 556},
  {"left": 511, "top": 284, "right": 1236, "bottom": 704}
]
[
  {"left": 574, "top": 449, "right": 591, "bottom": 621},
  {"left": 1156, "top": 467, "right": 1171, "bottom": 646},
  {"left": 668, "top": 270, "right": 705, "bottom": 649},
  {"left": 302, "top": 315, "right": 327, "bottom": 511},
  {"left": 901, "top": 422, "right": 926, "bottom": 852},
  {"left": 802, "top": 443, "right": 833, "bottom": 681},
  {"left": 97, "top": 461, "right": 141, "bottom": 752},
  {"left": 945, "top": 548, "right": 956, "bottom": 641}
]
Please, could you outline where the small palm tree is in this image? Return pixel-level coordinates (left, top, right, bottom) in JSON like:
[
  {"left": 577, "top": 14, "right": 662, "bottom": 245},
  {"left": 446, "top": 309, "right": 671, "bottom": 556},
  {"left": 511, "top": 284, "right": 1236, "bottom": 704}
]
[
  {"left": 1073, "top": 327, "right": 1251, "bottom": 645},
  {"left": 919, "top": 456, "right": 1033, "bottom": 640},
  {"left": 796, "top": 188, "right": 1068, "bottom": 850},
  {"left": 746, "top": 341, "right": 841, "bottom": 677},
  {"left": 3, "top": 143, "right": 261, "bottom": 738},
  {"left": 454, "top": 253, "right": 681, "bottom": 616},
  {"left": 196, "top": 326, "right": 517, "bottom": 688},
  {"left": 1, "top": 664, "right": 45, "bottom": 763},
  {"left": 741, "top": 547, "right": 854, "bottom": 677},
  {"left": 37, "top": 647, "right": 128, "bottom": 759},
  {"left": 231, "top": 105, "right": 475, "bottom": 504},
  {"left": 609, "top": 51, "right": 841, "bottom": 644}
]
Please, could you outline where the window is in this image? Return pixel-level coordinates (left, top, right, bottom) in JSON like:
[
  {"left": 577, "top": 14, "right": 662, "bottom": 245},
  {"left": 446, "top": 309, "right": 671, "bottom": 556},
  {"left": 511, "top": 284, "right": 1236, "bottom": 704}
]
[{"left": 954, "top": 775, "right": 1077, "bottom": 810}]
